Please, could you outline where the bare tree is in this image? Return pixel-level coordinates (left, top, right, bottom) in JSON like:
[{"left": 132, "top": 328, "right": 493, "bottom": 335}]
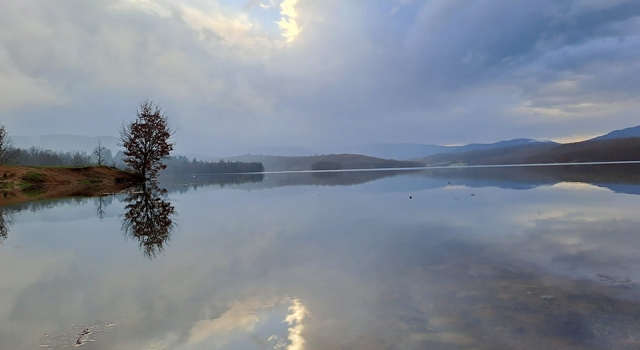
[
  {"left": 93, "top": 140, "right": 106, "bottom": 166},
  {"left": 0, "top": 122, "right": 17, "bottom": 164},
  {"left": 119, "top": 101, "right": 175, "bottom": 180}
]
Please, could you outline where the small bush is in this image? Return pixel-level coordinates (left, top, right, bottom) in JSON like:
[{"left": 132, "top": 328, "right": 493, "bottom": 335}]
[{"left": 23, "top": 171, "right": 45, "bottom": 183}]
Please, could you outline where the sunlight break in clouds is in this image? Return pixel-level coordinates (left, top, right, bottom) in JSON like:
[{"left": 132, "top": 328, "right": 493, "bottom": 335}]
[
  {"left": 278, "top": 0, "right": 300, "bottom": 42},
  {"left": 550, "top": 134, "right": 601, "bottom": 143}
]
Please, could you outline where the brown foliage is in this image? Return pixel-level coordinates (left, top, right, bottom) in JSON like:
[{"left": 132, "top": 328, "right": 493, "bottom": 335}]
[{"left": 120, "top": 101, "right": 175, "bottom": 179}]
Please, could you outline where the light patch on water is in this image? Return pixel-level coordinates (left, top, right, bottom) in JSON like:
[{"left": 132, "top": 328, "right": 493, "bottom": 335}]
[
  {"left": 186, "top": 302, "right": 262, "bottom": 346},
  {"left": 444, "top": 185, "right": 471, "bottom": 190},
  {"left": 549, "top": 182, "right": 609, "bottom": 191}
]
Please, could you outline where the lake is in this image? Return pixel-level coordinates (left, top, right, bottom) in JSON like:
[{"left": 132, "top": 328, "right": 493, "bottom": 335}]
[{"left": 2, "top": 164, "right": 640, "bottom": 349}]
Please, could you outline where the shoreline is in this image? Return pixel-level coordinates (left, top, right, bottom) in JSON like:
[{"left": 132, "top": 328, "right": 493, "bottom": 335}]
[{"left": 0, "top": 165, "right": 143, "bottom": 206}]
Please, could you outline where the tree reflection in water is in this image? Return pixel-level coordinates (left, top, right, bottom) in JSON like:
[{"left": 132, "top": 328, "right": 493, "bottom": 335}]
[
  {"left": 94, "top": 196, "right": 114, "bottom": 221},
  {"left": 121, "top": 183, "right": 176, "bottom": 258},
  {"left": 0, "top": 207, "right": 13, "bottom": 245}
]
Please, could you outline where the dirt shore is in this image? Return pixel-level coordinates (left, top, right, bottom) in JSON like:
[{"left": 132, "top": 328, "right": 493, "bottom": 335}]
[{"left": 0, "top": 165, "right": 143, "bottom": 206}]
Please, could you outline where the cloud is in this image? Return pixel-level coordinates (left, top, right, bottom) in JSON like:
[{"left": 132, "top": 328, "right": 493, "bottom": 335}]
[
  {"left": 284, "top": 299, "right": 307, "bottom": 350},
  {"left": 278, "top": 0, "right": 300, "bottom": 42},
  {"left": 0, "top": 49, "right": 60, "bottom": 111},
  {"left": 1, "top": 0, "right": 640, "bottom": 153}
]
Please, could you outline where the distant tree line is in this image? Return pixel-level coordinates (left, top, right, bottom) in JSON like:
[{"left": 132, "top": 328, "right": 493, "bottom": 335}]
[
  {"left": 0, "top": 144, "right": 265, "bottom": 176},
  {"left": 161, "top": 156, "right": 264, "bottom": 175},
  {"left": 7, "top": 147, "right": 97, "bottom": 167},
  {"left": 311, "top": 161, "right": 343, "bottom": 171}
]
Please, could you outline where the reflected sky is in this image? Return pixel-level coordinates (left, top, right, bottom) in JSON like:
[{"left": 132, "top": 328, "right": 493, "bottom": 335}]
[{"left": 2, "top": 166, "right": 640, "bottom": 349}]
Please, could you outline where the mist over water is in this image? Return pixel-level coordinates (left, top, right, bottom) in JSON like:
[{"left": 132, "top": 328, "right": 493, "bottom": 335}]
[{"left": 2, "top": 165, "right": 640, "bottom": 349}]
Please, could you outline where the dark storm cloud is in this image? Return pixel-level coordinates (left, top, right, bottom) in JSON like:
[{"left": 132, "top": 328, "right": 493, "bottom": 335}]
[{"left": 1, "top": 0, "right": 639, "bottom": 153}]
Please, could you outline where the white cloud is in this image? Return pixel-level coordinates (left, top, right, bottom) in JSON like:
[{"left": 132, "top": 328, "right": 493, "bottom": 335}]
[
  {"left": 284, "top": 299, "right": 307, "bottom": 350},
  {"left": 278, "top": 0, "right": 300, "bottom": 42}
]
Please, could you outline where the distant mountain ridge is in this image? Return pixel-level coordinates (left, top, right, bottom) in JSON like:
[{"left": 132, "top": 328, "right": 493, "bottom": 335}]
[
  {"left": 224, "top": 154, "right": 423, "bottom": 172},
  {"left": 358, "top": 124, "right": 640, "bottom": 160},
  {"left": 10, "top": 124, "right": 640, "bottom": 163},
  {"left": 590, "top": 125, "right": 640, "bottom": 141},
  {"left": 355, "top": 139, "right": 554, "bottom": 160},
  {"left": 419, "top": 137, "right": 640, "bottom": 166}
]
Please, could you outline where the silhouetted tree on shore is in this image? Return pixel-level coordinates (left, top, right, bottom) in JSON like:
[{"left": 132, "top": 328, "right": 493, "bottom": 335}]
[
  {"left": 119, "top": 101, "right": 175, "bottom": 180},
  {"left": 93, "top": 140, "right": 107, "bottom": 166},
  {"left": 0, "top": 122, "right": 17, "bottom": 164}
]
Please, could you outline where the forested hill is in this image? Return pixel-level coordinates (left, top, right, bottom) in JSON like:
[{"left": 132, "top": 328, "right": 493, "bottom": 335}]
[
  {"left": 590, "top": 125, "right": 640, "bottom": 141},
  {"left": 223, "top": 154, "right": 425, "bottom": 172},
  {"left": 162, "top": 156, "right": 264, "bottom": 175},
  {"left": 420, "top": 137, "right": 640, "bottom": 166}
]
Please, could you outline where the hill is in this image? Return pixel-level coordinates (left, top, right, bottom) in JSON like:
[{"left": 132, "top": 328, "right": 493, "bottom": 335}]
[
  {"left": 526, "top": 137, "right": 640, "bottom": 164},
  {"left": 420, "top": 137, "right": 640, "bottom": 166},
  {"left": 355, "top": 139, "right": 554, "bottom": 160},
  {"left": 455, "top": 139, "right": 555, "bottom": 153},
  {"left": 224, "top": 154, "right": 424, "bottom": 172},
  {"left": 420, "top": 143, "right": 556, "bottom": 166},
  {"left": 590, "top": 125, "right": 640, "bottom": 141},
  {"left": 353, "top": 143, "right": 450, "bottom": 160}
]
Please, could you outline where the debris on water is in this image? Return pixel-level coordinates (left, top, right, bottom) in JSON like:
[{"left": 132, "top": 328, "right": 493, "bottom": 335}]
[
  {"left": 597, "top": 273, "right": 634, "bottom": 284},
  {"left": 471, "top": 194, "right": 475, "bottom": 196},
  {"left": 73, "top": 328, "right": 92, "bottom": 346},
  {"left": 541, "top": 295, "right": 554, "bottom": 300},
  {"left": 409, "top": 196, "right": 412, "bottom": 199},
  {"left": 39, "top": 316, "right": 122, "bottom": 349}
]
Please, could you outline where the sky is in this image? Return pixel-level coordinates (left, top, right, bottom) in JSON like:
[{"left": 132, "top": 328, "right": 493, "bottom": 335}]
[{"left": 1, "top": 0, "right": 640, "bottom": 155}]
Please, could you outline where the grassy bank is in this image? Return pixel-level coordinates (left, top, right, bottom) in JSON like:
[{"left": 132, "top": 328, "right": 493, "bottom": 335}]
[{"left": 0, "top": 165, "right": 143, "bottom": 206}]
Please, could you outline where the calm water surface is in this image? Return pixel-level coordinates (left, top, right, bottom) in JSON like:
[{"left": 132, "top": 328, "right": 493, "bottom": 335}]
[{"left": 2, "top": 165, "right": 640, "bottom": 349}]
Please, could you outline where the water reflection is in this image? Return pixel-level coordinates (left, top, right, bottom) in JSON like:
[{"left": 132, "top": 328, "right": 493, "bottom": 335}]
[
  {"left": 162, "top": 173, "right": 264, "bottom": 194},
  {"left": 0, "top": 207, "right": 13, "bottom": 244},
  {"left": 121, "top": 183, "right": 176, "bottom": 259},
  {"left": 94, "top": 196, "right": 113, "bottom": 221},
  {"left": 159, "top": 164, "right": 640, "bottom": 195},
  {"left": 4, "top": 166, "right": 640, "bottom": 349}
]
